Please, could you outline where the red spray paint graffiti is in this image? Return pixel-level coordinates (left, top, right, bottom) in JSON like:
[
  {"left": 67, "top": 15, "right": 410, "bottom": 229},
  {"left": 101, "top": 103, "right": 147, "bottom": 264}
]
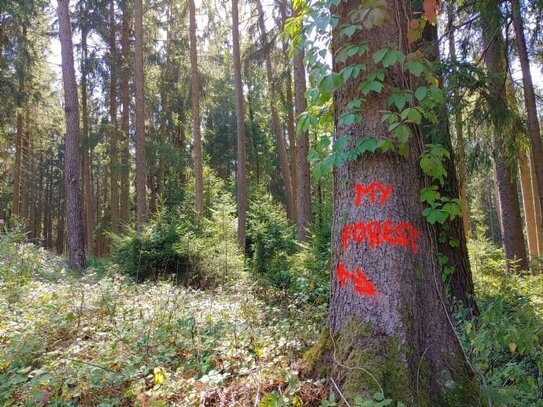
[
  {"left": 341, "top": 220, "right": 422, "bottom": 253},
  {"left": 336, "top": 181, "right": 422, "bottom": 298},
  {"left": 355, "top": 182, "right": 393, "bottom": 206},
  {"left": 336, "top": 262, "right": 376, "bottom": 297}
]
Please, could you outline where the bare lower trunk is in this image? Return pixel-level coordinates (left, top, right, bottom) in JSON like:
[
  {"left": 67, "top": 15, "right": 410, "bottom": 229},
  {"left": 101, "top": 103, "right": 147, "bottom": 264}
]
[
  {"left": 511, "top": 0, "right": 543, "bottom": 234},
  {"left": 13, "top": 110, "right": 23, "bottom": 217},
  {"left": 81, "top": 19, "right": 95, "bottom": 256},
  {"left": 255, "top": 0, "right": 295, "bottom": 221},
  {"left": 189, "top": 0, "right": 204, "bottom": 215},
  {"left": 135, "top": 0, "right": 146, "bottom": 229},
  {"left": 531, "top": 153, "right": 543, "bottom": 255},
  {"left": 481, "top": 0, "right": 528, "bottom": 271},
  {"left": 279, "top": 0, "right": 297, "bottom": 209},
  {"left": 519, "top": 150, "right": 538, "bottom": 257},
  {"left": 58, "top": 0, "right": 86, "bottom": 270},
  {"left": 293, "top": 3, "right": 311, "bottom": 241},
  {"left": 109, "top": 0, "right": 119, "bottom": 233},
  {"left": 120, "top": 0, "right": 131, "bottom": 225},
  {"left": 232, "top": 0, "right": 246, "bottom": 249}
]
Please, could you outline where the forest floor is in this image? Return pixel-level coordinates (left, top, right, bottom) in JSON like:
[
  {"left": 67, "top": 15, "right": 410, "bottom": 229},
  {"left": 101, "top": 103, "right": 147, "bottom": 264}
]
[
  {"left": 1, "top": 241, "right": 543, "bottom": 406},
  {"left": 0, "top": 247, "right": 328, "bottom": 406}
]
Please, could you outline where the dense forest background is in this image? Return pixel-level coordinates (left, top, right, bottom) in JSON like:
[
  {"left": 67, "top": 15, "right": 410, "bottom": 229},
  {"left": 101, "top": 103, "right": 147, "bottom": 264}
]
[{"left": 0, "top": 0, "right": 543, "bottom": 405}]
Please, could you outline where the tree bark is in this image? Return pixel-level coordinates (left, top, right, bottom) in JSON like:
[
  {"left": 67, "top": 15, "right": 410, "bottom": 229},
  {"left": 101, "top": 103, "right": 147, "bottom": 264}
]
[
  {"left": 58, "top": 0, "right": 86, "bottom": 270},
  {"left": 232, "top": 0, "right": 247, "bottom": 249},
  {"left": 120, "top": 0, "right": 131, "bottom": 225},
  {"left": 293, "top": 3, "right": 311, "bottom": 241},
  {"left": 421, "top": 4, "right": 476, "bottom": 313},
  {"left": 13, "top": 107, "right": 23, "bottom": 218},
  {"left": 519, "top": 150, "right": 538, "bottom": 257},
  {"left": 530, "top": 152, "right": 543, "bottom": 255},
  {"left": 481, "top": 0, "right": 528, "bottom": 272},
  {"left": 279, "top": 0, "right": 297, "bottom": 211},
  {"left": 189, "top": 0, "right": 204, "bottom": 216},
  {"left": 511, "top": 0, "right": 543, "bottom": 234},
  {"left": 109, "top": 0, "right": 120, "bottom": 233},
  {"left": 135, "top": 0, "right": 146, "bottom": 229},
  {"left": 447, "top": 1, "right": 470, "bottom": 239},
  {"left": 81, "top": 15, "right": 95, "bottom": 256},
  {"left": 255, "top": 0, "right": 295, "bottom": 221},
  {"left": 325, "top": 1, "right": 480, "bottom": 403}
]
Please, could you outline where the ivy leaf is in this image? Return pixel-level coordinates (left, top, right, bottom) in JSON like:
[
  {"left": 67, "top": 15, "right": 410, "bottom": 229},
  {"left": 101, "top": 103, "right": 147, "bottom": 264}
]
[
  {"left": 415, "top": 86, "right": 428, "bottom": 102},
  {"left": 319, "top": 73, "right": 343, "bottom": 95},
  {"left": 420, "top": 186, "right": 440, "bottom": 204},
  {"left": 360, "top": 80, "right": 384, "bottom": 95},
  {"left": 338, "top": 112, "right": 362, "bottom": 126},
  {"left": 405, "top": 60, "right": 424, "bottom": 77},
  {"left": 377, "top": 138, "right": 395, "bottom": 153},
  {"left": 443, "top": 202, "right": 462, "bottom": 220},
  {"left": 341, "top": 24, "right": 358, "bottom": 38},
  {"left": 390, "top": 123, "right": 410, "bottom": 143},
  {"left": 373, "top": 48, "right": 389, "bottom": 64},
  {"left": 355, "top": 137, "right": 378, "bottom": 154}
]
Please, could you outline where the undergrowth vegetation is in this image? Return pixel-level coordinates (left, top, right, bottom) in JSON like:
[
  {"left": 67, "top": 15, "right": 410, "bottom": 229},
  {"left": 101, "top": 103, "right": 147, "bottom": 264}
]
[{"left": 1, "top": 221, "right": 542, "bottom": 405}]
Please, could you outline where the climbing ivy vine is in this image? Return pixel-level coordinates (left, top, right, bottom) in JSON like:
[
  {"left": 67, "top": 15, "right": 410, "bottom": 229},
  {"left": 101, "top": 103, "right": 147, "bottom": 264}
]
[{"left": 284, "top": 0, "right": 463, "bottom": 288}]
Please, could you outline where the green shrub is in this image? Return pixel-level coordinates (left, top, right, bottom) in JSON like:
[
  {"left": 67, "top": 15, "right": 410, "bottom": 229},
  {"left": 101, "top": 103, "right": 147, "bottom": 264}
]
[
  {"left": 246, "top": 190, "right": 297, "bottom": 288},
  {"left": 111, "top": 181, "right": 244, "bottom": 288}
]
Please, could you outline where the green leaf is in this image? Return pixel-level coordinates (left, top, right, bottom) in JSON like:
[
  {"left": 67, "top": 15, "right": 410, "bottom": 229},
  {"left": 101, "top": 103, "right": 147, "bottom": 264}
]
[
  {"left": 405, "top": 60, "right": 424, "bottom": 77},
  {"left": 319, "top": 73, "right": 343, "bottom": 94},
  {"left": 415, "top": 86, "right": 428, "bottom": 101},
  {"left": 341, "top": 24, "right": 358, "bottom": 38},
  {"left": 378, "top": 138, "right": 395, "bottom": 153},
  {"left": 338, "top": 112, "right": 362, "bottom": 126},
  {"left": 355, "top": 137, "right": 378, "bottom": 154},
  {"left": 391, "top": 123, "right": 410, "bottom": 143},
  {"left": 373, "top": 48, "right": 389, "bottom": 64},
  {"left": 420, "top": 187, "right": 440, "bottom": 204},
  {"left": 360, "top": 80, "right": 384, "bottom": 95},
  {"left": 382, "top": 50, "right": 405, "bottom": 67}
]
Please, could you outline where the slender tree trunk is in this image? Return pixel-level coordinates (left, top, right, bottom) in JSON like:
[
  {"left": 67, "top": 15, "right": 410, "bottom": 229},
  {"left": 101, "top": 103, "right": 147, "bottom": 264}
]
[
  {"left": 530, "top": 152, "right": 543, "bottom": 255},
  {"left": 81, "top": 18, "right": 95, "bottom": 256},
  {"left": 135, "top": 0, "right": 146, "bottom": 229},
  {"left": 189, "top": 0, "right": 204, "bottom": 215},
  {"left": 511, "top": 0, "right": 543, "bottom": 232},
  {"left": 255, "top": 0, "right": 295, "bottom": 221},
  {"left": 324, "top": 1, "right": 479, "bottom": 403},
  {"left": 120, "top": 0, "right": 131, "bottom": 225},
  {"left": 447, "top": 1, "right": 470, "bottom": 239},
  {"left": 421, "top": 5, "right": 476, "bottom": 312},
  {"left": 13, "top": 106, "right": 23, "bottom": 218},
  {"left": 279, "top": 0, "right": 297, "bottom": 210},
  {"left": 109, "top": 0, "right": 120, "bottom": 233},
  {"left": 232, "top": 0, "right": 246, "bottom": 249},
  {"left": 519, "top": 150, "right": 538, "bottom": 257},
  {"left": 58, "top": 0, "right": 86, "bottom": 270},
  {"left": 292, "top": 2, "right": 311, "bottom": 241},
  {"left": 481, "top": 0, "right": 528, "bottom": 272}
]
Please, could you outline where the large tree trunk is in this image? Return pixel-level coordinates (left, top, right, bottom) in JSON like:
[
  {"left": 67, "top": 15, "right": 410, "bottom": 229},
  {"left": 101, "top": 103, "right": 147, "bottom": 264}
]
[
  {"left": 325, "top": 1, "right": 480, "bottom": 403},
  {"left": 134, "top": 0, "right": 146, "bottom": 229},
  {"left": 81, "top": 17, "right": 95, "bottom": 256},
  {"left": 120, "top": 0, "right": 131, "bottom": 225},
  {"left": 189, "top": 0, "right": 204, "bottom": 215},
  {"left": 519, "top": 150, "right": 538, "bottom": 257},
  {"left": 511, "top": 0, "right": 543, "bottom": 233},
  {"left": 481, "top": 0, "right": 528, "bottom": 272},
  {"left": 292, "top": 2, "right": 311, "bottom": 241},
  {"left": 232, "top": 0, "right": 247, "bottom": 250},
  {"left": 255, "top": 0, "right": 295, "bottom": 221},
  {"left": 109, "top": 0, "right": 119, "bottom": 233},
  {"left": 58, "top": 0, "right": 85, "bottom": 270}
]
